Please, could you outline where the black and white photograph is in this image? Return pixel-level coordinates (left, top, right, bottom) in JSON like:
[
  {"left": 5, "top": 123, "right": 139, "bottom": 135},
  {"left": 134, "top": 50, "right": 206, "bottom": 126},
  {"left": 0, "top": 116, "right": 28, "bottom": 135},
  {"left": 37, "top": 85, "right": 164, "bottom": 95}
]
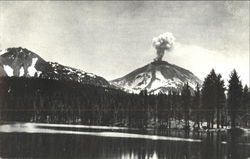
[{"left": 0, "top": 1, "right": 249, "bottom": 159}]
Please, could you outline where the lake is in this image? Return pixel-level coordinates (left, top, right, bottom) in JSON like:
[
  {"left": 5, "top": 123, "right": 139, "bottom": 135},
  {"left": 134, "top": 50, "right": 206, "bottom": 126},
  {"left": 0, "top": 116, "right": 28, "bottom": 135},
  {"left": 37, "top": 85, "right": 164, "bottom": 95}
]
[{"left": 0, "top": 123, "right": 249, "bottom": 159}]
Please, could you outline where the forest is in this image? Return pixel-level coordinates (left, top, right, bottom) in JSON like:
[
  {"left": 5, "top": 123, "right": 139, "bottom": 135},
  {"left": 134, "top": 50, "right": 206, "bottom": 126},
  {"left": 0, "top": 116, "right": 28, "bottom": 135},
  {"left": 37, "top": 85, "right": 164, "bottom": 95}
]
[{"left": 0, "top": 69, "right": 249, "bottom": 130}]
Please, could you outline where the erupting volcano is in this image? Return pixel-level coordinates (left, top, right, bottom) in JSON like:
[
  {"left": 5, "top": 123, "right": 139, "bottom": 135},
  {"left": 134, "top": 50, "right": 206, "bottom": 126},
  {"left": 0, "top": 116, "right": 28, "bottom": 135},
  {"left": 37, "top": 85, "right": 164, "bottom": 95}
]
[
  {"left": 110, "top": 32, "right": 202, "bottom": 94},
  {"left": 152, "top": 32, "right": 175, "bottom": 61}
]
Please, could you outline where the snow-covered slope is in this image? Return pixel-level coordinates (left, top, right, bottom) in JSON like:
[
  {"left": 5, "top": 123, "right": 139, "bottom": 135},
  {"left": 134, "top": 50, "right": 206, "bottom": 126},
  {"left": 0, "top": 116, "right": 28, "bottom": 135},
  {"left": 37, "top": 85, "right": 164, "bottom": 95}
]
[
  {"left": 0, "top": 47, "right": 110, "bottom": 87},
  {"left": 110, "top": 60, "right": 202, "bottom": 94}
]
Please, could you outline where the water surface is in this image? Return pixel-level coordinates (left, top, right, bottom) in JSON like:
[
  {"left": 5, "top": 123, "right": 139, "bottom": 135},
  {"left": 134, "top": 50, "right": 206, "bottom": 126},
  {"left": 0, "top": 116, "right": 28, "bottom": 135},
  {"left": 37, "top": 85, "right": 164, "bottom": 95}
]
[{"left": 0, "top": 123, "right": 249, "bottom": 159}]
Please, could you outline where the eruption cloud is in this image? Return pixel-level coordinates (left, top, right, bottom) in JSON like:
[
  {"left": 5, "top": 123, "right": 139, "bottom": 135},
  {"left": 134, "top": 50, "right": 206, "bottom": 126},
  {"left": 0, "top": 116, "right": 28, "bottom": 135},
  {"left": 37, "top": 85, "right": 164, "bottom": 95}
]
[{"left": 152, "top": 32, "right": 175, "bottom": 61}]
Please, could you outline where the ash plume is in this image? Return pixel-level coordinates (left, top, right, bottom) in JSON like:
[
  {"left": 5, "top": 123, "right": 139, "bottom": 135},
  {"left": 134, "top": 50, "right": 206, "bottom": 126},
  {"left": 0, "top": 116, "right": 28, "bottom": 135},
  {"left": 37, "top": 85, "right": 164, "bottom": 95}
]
[{"left": 152, "top": 32, "right": 175, "bottom": 61}]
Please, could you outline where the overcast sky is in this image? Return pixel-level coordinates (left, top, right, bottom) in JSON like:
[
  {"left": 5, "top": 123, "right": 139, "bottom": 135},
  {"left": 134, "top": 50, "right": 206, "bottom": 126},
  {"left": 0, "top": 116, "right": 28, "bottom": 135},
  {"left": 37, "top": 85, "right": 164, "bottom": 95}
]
[{"left": 0, "top": 1, "right": 249, "bottom": 85}]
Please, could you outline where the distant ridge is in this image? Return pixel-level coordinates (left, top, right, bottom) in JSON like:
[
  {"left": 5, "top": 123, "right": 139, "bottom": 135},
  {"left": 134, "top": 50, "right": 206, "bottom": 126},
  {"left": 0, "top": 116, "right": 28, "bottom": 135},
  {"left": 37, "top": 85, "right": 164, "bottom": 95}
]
[{"left": 0, "top": 47, "right": 110, "bottom": 87}]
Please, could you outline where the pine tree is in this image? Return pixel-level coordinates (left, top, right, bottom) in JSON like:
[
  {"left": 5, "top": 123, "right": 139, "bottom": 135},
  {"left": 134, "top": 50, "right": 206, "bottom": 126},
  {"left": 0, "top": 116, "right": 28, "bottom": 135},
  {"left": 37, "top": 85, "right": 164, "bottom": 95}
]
[
  {"left": 215, "top": 74, "right": 225, "bottom": 128},
  {"left": 181, "top": 82, "right": 191, "bottom": 129},
  {"left": 241, "top": 85, "right": 249, "bottom": 127},
  {"left": 193, "top": 84, "right": 201, "bottom": 129},
  {"left": 201, "top": 69, "right": 217, "bottom": 129},
  {"left": 227, "top": 69, "right": 243, "bottom": 128},
  {"left": 157, "top": 93, "right": 166, "bottom": 127}
]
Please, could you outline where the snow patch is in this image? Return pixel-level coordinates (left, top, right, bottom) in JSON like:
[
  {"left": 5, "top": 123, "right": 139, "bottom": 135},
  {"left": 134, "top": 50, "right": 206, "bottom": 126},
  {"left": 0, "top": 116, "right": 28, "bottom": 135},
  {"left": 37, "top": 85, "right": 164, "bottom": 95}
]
[
  {"left": 3, "top": 65, "right": 14, "bottom": 76},
  {"left": 77, "top": 73, "right": 82, "bottom": 76},
  {"left": 123, "top": 72, "right": 152, "bottom": 93},
  {"left": 0, "top": 49, "right": 8, "bottom": 55},
  {"left": 65, "top": 67, "right": 74, "bottom": 72},
  {"left": 173, "top": 77, "right": 182, "bottom": 83},
  {"left": 27, "top": 58, "right": 38, "bottom": 77},
  {"left": 19, "top": 67, "right": 24, "bottom": 76},
  {"left": 51, "top": 62, "right": 59, "bottom": 67},
  {"left": 86, "top": 73, "right": 96, "bottom": 78},
  {"left": 37, "top": 71, "right": 42, "bottom": 77},
  {"left": 155, "top": 70, "right": 165, "bottom": 81},
  {"left": 187, "top": 79, "right": 197, "bottom": 90},
  {"left": 150, "top": 71, "right": 179, "bottom": 90}
]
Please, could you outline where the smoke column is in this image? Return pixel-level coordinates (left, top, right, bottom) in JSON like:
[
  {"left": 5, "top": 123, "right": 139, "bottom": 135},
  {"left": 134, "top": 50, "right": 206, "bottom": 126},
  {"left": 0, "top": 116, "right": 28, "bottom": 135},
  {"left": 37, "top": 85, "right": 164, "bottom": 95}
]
[{"left": 152, "top": 32, "right": 175, "bottom": 61}]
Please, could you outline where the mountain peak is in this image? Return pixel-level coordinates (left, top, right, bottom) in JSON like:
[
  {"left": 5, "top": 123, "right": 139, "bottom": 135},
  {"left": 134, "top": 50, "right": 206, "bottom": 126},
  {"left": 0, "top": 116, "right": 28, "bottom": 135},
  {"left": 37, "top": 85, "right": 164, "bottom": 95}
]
[
  {"left": 110, "top": 60, "right": 202, "bottom": 94},
  {"left": 150, "top": 60, "right": 169, "bottom": 66},
  {"left": 0, "top": 47, "right": 110, "bottom": 87},
  {"left": 1, "top": 47, "right": 40, "bottom": 57}
]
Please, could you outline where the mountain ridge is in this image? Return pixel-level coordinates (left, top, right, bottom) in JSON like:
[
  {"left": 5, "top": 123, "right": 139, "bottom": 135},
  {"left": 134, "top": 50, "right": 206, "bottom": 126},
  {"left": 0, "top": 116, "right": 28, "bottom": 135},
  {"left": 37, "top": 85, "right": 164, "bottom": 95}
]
[{"left": 0, "top": 47, "right": 110, "bottom": 87}]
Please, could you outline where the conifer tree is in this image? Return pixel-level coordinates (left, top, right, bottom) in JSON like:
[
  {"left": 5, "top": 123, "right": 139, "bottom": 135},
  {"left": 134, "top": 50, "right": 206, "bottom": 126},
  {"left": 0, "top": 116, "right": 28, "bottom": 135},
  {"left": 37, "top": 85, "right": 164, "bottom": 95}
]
[
  {"left": 215, "top": 74, "right": 225, "bottom": 128},
  {"left": 241, "top": 85, "right": 249, "bottom": 127},
  {"left": 181, "top": 83, "right": 191, "bottom": 129},
  {"left": 193, "top": 84, "right": 201, "bottom": 129},
  {"left": 227, "top": 69, "right": 243, "bottom": 128},
  {"left": 201, "top": 69, "right": 217, "bottom": 129}
]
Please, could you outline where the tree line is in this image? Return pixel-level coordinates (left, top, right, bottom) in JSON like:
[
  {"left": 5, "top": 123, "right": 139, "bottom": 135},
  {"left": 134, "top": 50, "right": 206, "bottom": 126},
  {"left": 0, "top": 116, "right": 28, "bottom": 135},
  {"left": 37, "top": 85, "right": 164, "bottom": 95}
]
[{"left": 0, "top": 69, "right": 249, "bottom": 130}]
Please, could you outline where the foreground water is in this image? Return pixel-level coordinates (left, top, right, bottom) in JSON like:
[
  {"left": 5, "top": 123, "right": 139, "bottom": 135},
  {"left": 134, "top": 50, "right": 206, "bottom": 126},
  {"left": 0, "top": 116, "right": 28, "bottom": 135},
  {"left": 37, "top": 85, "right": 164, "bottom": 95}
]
[{"left": 0, "top": 123, "right": 249, "bottom": 159}]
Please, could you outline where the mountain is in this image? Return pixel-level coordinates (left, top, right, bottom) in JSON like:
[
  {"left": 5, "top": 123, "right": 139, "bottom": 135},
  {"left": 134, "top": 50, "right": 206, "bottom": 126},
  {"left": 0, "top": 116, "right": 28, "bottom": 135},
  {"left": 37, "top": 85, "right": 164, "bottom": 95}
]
[
  {"left": 110, "top": 60, "right": 202, "bottom": 94},
  {"left": 0, "top": 47, "right": 110, "bottom": 87}
]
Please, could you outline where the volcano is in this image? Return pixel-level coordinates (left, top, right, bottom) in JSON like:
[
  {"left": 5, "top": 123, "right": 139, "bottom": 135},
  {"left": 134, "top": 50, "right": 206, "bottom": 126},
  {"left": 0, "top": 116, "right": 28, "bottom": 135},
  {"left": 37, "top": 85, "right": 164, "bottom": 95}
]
[
  {"left": 0, "top": 47, "right": 110, "bottom": 87},
  {"left": 110, "top": 60, "right": 202, "bottom": 94}
]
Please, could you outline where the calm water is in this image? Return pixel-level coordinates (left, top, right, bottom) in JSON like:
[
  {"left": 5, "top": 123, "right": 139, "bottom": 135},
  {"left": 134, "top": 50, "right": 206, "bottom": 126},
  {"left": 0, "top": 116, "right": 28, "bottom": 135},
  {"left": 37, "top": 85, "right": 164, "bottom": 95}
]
[{"left": 0, "top": 123, "right": 250, "bottom": 159}]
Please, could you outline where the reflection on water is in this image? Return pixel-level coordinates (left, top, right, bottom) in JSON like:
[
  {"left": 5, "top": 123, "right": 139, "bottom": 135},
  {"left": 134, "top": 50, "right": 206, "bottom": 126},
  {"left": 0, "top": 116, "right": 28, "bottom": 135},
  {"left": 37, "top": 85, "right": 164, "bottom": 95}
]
[
  {"left": 0, "top": 123, "right": 249, "bottom": 159},
  {"left": 0, "top": 123, "right": 201, "bottom": 142}
]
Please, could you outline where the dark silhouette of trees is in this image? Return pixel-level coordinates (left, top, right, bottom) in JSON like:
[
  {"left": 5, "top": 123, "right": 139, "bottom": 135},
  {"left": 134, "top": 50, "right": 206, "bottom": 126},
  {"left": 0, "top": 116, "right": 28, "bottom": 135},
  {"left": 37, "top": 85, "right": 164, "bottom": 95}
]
[
  {"left": 227, "top": 70, "right": 243, "bottom": 128},
  {"left": 192, "top": 84, "right": 201, "bottom": 129},
  {"left": 201, "top": 69, "right": 217, "bottom": 129},
  {"left": 181, "top": 83, "right": 191, "bottom": 129},
  {"left": 241, "top": 85, "right": 250, "bottom": 127},
  {"left": 0, "top": 68, "right": 248, "bottom": 130},
  {"left": 215, "top": 74, "right": 226, "bottom": 129},
  {"left": 201, "top": 69, "right": 225, "bottom": 129}
]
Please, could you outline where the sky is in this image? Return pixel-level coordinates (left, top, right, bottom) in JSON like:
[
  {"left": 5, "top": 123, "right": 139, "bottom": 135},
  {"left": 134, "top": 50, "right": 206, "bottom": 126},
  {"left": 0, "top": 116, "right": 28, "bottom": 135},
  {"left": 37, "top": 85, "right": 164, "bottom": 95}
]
[{"left": 0, "top": 1, "right": 249, "bottom": 86}]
